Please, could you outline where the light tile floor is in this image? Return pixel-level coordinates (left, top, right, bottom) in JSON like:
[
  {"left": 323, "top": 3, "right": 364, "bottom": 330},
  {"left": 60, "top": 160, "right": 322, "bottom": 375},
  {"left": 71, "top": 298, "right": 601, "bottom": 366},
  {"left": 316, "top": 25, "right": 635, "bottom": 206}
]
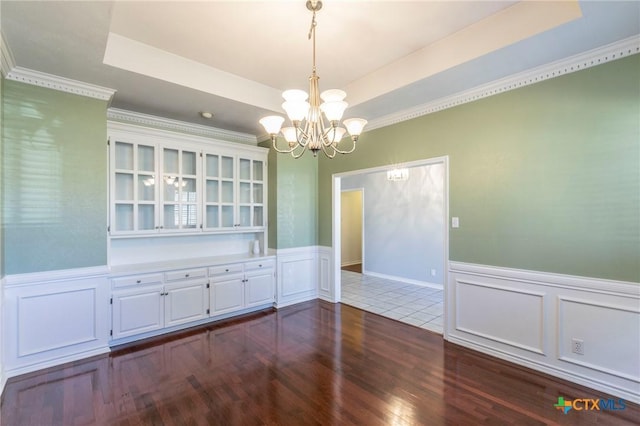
[{"left": 341, "top": 270, "right": 444, "bottom": 334}]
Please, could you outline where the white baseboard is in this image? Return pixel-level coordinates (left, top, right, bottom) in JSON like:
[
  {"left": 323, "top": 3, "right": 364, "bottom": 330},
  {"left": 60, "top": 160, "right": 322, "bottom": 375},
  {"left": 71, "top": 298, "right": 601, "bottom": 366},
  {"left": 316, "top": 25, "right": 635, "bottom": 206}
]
[
  {"left": 4, "top": 346, "right": 110, "bottom": 380},
  {"left": 363, "top": 270, "right": 443, "bottom": 290},
  {"left": 341, "top": 260, "right": 362, "bottom": 267},
  {"left": 448, "top": 261, "right": 640, "bottom": 404}
]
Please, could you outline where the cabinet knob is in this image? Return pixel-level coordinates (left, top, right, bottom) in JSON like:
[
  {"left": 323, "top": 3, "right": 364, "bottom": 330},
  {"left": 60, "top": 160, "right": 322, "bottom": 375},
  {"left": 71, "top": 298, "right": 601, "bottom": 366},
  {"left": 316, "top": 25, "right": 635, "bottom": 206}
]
[
  {"left": 225, "top": 268, "right": 229, "bottom": 272},
  {"left": 185, "top": 273, "right": 190, "bottom": 277},
  {"left": 259, "top": 264, "right": 262, "bottom": 267},
  {"left": 136, "top": 279, "right": 141, "bottom": 283}
]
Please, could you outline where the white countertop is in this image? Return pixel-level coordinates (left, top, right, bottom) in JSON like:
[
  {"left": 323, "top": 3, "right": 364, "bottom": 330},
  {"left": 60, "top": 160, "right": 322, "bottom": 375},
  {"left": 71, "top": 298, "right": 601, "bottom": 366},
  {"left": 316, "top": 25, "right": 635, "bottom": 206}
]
[{"left": 109, "top": 249, "right": 277, "bottom": 276}]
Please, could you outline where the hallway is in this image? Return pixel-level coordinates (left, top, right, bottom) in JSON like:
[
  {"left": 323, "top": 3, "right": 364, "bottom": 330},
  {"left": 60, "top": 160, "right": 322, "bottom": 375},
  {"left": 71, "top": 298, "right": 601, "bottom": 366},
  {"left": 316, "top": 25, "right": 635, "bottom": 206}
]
[{"left": 340, "top": 270, "right": 444, "bottom": 334}]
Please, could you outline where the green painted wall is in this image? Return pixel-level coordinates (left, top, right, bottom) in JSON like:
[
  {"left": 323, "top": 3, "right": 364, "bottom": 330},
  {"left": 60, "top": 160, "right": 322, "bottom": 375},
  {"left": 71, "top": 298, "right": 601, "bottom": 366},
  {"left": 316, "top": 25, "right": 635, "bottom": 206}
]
[
  {"left": 2, "top": 80, "right": 108, "bottom": 274},
  {"left": 262, "top": 140, "right": 318, "bottom": 249},
  {"left": 318, "top": 54, "right": 640, "bottom": 283}
]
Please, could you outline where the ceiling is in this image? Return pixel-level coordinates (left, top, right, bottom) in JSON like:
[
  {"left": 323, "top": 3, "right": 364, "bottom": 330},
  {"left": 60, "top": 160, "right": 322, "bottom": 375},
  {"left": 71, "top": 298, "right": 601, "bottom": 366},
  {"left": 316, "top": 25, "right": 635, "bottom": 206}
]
[{"left": 2, "top": 1, "right": 639, "bottom": 139}]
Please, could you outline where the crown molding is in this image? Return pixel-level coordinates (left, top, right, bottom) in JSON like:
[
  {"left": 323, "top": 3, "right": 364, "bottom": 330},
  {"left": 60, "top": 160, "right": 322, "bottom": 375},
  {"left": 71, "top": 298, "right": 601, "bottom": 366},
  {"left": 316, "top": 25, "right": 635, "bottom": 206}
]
[
  {"left": 107, "top": 108, "right": 259, "bottom": 145},
  {"left": 4, "top": 66, "right": 116, "bottom": 101},
  {"left": 366, "top": 36, "right": 640, "bottom": 133},
  {"left": 1, "top": 31, "right": 16, "bottom": 78}
]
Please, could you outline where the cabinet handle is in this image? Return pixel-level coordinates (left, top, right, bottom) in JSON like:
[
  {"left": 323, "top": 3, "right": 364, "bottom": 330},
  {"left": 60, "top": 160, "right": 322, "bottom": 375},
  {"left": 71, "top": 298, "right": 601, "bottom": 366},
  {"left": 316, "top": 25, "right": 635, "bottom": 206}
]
[
  {"left": 259, "top": 264, "right": 262, "bottom": 267},
  {"left": 225, "top": 269, "right": 229, "bottom": 272},
  {"left": 185, "top": 273, "right": 190, "bottom": 277},
  {"left": 136, "top": 279, "right": 141, "bottom": 284}
]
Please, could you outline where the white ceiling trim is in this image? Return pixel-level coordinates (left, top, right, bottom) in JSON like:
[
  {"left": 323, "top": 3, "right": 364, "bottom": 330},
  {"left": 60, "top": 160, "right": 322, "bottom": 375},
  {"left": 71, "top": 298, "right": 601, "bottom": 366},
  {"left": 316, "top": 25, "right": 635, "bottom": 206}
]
[
  {"left": 103, "top": 33, "right": 282, "bottom": 112},
  {"left": 107, "top": 108, "right": 259, "bottom": 145},
  {"left": 5, "top": 66, "right": 116, "bottom": 101},
  {"left": 366, "top": 36, "right": 640, "bottom": 133},
  {"left": 1, "top": 31, "right": 16, "bottom": 78},
  {"left": 345, "top": 0, "right": 583, "bottom": 107}
]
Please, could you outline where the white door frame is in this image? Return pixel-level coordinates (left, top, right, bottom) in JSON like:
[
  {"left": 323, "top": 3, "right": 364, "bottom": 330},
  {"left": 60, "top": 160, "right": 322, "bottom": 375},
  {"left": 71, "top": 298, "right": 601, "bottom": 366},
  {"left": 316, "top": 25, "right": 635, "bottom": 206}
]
[{"left": 331, "top": 156, "right": 450, "bottom": 336}]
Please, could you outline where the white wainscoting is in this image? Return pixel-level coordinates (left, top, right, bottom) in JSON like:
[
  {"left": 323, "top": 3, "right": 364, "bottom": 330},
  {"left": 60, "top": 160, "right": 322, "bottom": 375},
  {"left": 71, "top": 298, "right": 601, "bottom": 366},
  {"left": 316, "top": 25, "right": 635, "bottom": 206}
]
[
  {"left": 318, "top": 246, "right": 334, "bottom": 302},
  {"left": 0, "top": 276, "right": 5, "bottom": 395},
  {"left": 275, "top": 247, "right": 319, "bottom": 308},
  {"left": 3, "top": 266, "right": 111, "bottom": 379},
  {"left": 447, "top": 262, "right": 640, "bottom": 404}
]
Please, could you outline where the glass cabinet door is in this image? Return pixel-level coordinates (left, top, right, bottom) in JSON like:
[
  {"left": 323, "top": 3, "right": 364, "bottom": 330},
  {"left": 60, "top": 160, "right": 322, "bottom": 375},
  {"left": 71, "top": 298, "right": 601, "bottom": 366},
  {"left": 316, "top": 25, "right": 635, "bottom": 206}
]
[
  {"left": 220, "top": 155, "right": 235, "bottom": 228},
  {"left": 111, "top": 140, "right": 158, "bottom": 234},
  {"left": 237, "top": 157, "right": 265, "bottom": 229},
  {"left": 161, "top": 147, "right": 199, "bottom": 231}
]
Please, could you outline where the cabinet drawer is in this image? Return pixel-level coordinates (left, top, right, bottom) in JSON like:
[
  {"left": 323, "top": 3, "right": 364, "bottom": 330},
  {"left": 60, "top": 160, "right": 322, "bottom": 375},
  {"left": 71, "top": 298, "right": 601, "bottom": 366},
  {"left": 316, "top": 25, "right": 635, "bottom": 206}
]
[
  {"left": 209, "top": 264, "right": 243, "bottom": 277},
  {"left": 112, "top": 273, "right": 163, "bottom": 288},
  {"left": 244, "top": 260, "right": 275, "bottom": 271},
  {"left": 165, "top": 268, "right": 207, "bottom": 282}
]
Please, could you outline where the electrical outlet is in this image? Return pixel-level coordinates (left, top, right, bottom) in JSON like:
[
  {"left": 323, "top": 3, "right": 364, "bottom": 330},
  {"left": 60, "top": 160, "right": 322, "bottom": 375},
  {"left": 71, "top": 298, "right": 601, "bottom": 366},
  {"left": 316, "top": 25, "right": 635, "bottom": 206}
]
[
  {"left": 572, "top": 338, "right": 584, "bottom": 355},
  {"left": 430, "top": 269, "right": 436, "bottom": 277}
]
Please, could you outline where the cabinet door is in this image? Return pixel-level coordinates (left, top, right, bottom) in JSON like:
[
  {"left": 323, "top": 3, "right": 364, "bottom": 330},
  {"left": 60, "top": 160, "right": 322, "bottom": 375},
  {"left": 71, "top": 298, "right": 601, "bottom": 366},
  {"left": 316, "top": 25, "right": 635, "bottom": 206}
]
[
  {"left": 111, "top": 140, "right": 158, "bottom": 234},
  {"left": 244, "top": 269, "right": 274, "bottom": 307},
  {"left": 164, "top": 280, "right": 209, "bottom": 327},
  {"left": 161, "top": 147, "right": 200, "bottom": 232},
  {"left": 112, "top": 286, "right": 164, "bottom": 339},
  {"left": 237, "top": 156, "right": 265, "bottom": 229},
  {"left": 211, "top": 276, "right": 244, "bottom": 315}
]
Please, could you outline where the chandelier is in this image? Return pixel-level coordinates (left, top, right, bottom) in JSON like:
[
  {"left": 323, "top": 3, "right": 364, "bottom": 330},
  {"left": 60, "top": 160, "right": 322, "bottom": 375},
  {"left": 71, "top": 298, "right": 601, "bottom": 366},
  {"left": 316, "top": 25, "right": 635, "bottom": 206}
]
[{"left": 259, "top": 0, "right": 367, "bottom": 159}]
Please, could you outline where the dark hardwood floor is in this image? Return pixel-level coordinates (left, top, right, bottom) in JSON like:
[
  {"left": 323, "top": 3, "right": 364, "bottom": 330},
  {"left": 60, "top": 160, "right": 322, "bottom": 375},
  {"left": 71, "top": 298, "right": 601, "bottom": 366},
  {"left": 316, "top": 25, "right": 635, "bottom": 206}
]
[
  {"left": 2, "top": 300, "right": 638, "bottom": 425},
  {"left": 341, "top": 263, "right": 362, "bottom": 273}
]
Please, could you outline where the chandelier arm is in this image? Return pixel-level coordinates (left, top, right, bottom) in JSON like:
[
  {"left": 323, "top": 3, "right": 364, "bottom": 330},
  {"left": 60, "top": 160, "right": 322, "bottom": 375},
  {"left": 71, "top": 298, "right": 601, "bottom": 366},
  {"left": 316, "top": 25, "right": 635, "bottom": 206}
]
[
  {"left": 320, "top": 143, "right": 337, "bottom": 159},
  {"left": 294, "top": 121, "right": 312, "bottom": 148},
  {"left": 291, "top": 144, "right": 309, "bottom": 159},
  {"left": 331, "top": 140, "right": 358, "bottom": 155},
  {"left": 271, "top": 136, "right": 299, "bottom": 154}
]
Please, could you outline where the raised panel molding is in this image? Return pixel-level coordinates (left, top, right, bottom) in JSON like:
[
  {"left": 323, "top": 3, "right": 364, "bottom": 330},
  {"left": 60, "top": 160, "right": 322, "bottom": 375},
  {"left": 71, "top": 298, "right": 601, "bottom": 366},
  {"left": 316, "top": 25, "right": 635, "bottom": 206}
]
[
  {"left": 448, "top": 261, "right": 640, "bottom": 404},
  {"left": 3, "top": 269, "right": 111, "bottom": 379},
  {"left": 318, "top": 246, "right": 334, "bottom": 302},
  {"left": 558, "top": 297, "right": 640, "bottom": 382},
  {"left": 455, "top": 280, "right": 545, "bottom": 355},
  {"left": 275, "top": 247, "right": 319, "bottom": 308},
  {"left": 17, "top": 288, "right": 99, "bottom": 357}
]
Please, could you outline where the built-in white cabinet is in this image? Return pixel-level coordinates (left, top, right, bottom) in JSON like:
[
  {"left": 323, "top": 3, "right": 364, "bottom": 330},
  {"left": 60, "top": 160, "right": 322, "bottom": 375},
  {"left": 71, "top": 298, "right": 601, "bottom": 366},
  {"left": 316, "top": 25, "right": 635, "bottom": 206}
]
[
  {"left": 108, "top": 122, "right": 267, "bottom": 237},
  {"left": 111, "top": 268, "right": 209, "bottom": 340},
  {"left": 209, "top": 260, "right": 275, "bottom": 316},
  {"left": 110, "top": 257, "right": 275, "bottom": 343}
]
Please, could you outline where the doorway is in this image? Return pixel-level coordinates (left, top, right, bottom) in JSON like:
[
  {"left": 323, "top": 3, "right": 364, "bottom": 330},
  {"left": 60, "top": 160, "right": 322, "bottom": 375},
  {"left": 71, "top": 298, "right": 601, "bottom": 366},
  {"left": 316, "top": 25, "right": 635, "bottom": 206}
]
[
  {"left": 340, "top": 189, "right": 363, "bottom": 273},
  {"left": 331, "top": 156, "right": 449, "bottom": 335}
]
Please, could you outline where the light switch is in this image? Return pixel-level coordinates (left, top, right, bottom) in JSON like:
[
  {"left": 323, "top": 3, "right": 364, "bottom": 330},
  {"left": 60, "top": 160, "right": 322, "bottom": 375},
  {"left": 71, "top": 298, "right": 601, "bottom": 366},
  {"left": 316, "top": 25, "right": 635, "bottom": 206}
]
[{"left": 452, "top": 217, "right": 459, "bottom": 228}]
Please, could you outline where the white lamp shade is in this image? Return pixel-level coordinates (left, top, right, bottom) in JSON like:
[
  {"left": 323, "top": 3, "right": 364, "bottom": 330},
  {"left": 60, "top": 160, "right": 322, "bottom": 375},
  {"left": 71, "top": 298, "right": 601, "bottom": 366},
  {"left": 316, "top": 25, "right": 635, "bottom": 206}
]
[
  {"left": 282, "top": 89, "right": 308, "bottom": 102},
  {"left": 327, "top": 127, "right": 346, "bottom": 143},
  {"left": 281, "top": 127, "right": 298, "bottom": 143},
  {"left": 259, "top": 116, "right": 285, "bottom": 135},
  {"left": 320, "top": 89, "right": 346, "bottom": 102},
  {"left": 282, "top": 100, "right": 310, "bottom": 122},
  {"left": 320, "top": 101, "right": 348, "bottom": 122},
  {"left": 343, "top": 118, "right": 368, "bottom": 136}
]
